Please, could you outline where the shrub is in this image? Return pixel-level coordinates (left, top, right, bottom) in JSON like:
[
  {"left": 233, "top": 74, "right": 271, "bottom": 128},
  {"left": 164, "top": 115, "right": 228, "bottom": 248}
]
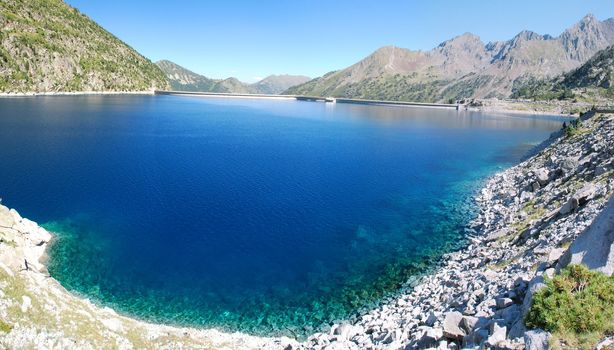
[
  {"left": 0, "top": 320, "right": 11, "bottom": 333},
  {"left": 563, "top": 119, "right": 583, "bottom": 137},
  {"left": 525, "top": 265, "right": 614, "bottom": 349}
]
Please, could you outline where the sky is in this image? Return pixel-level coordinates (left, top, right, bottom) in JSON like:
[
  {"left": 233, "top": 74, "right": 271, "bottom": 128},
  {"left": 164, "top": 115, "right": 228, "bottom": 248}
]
[{"left": 66, "top": 0, "right": 614, "bottom": 83}]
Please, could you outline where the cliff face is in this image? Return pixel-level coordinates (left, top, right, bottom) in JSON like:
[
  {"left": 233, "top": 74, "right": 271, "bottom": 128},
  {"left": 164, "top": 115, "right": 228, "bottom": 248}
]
[
  {"left": 287, "top": 15, "right": 614, "bottom": 103},
  {"left": 0, "top": 0, "right": 169, "bottom": 93}
]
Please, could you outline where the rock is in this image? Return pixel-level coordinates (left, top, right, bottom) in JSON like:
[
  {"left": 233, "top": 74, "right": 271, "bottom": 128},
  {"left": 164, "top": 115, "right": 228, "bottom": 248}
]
[
  {"left": 535, "top": 168, "right": 549, "bottom": 186},
  {"left": 559, "top": 198, "right": 578, "bottom": 215},
  {"left": 101, "top": 318, "right": 124, "bottom": 333},
  {"left": 522, "top": 276, "right": 546, "bottom": 318},
  {"left": 323, "top": 342, "right": 353, "bottom": 350},
  {"left": 424, "top": 311, "right": 438, "bottom": 327},
  {"left": 416, "top": 327, "right": 443, "bottom": 349},
  {"left": 524, "top": 329, "right": 550, "bottom": 350},
  {"left": 595, "top": 337, "right": 614, "bottom": 350},
  {"left": 593, "top": 165, "right": 608, "bottom": 177},
  {"left": 21, "top": 295, "right": 31, "bottom": 313},
  {"left": 0, "top": 205, "right": 15, "bottom": 228},
  {"left": 460, "top": 316, "right": 479, "bottom": 333},
  {"left": 498, "top": 305, "right": 521, "bottom": 326},
  {"left": 442, "top": 311, "right": 465, "bottom": 340},
  {"left": 560, "top": 157, "right": 579, "bottom": 175},
  {"left": 507, "top": 319, "right": 526, "bottom": 340},
  {"left": 332, "top": 324, "right": 353, "bottom": 340},
  {"left": 485, "top": 229, "right": 508, "bottom": 243},
  {"left": 594, "top": 165, "right": 608, "bottom": 177},
  {"left": 558, "top": 195, "right": 614, "bottom": 276},
  {"left": 463, "top": 328, "right": 489, "bottom": 348},
  {"left": 486, "top": 323, "right": 507, "bottom": 347},
  {"left": 544, "top": 268, "right": 555, "bottom": 279},
  {"left": 559, "top": 183, "right": 597, "bottom": 215},
  {"left": 496, "top": 298, "right": 513, "bottom": 309},
  {"left": 574, "top": 183, "right": 598, "bottom": 205},
  {"left": 547, "top": 248, "right": 565, "bottom": 265}
]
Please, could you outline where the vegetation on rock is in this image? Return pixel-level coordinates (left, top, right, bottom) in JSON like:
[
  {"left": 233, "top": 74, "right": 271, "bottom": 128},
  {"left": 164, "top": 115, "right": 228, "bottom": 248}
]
[
  {"left": 512, "top": 45, "right": 614, "bottom": 102},
  {"left": 0, "top": 0, "right": 169, "bottom": 92},
  {"left": 525, "top": 264, "right": 614, "bottom": 349}
]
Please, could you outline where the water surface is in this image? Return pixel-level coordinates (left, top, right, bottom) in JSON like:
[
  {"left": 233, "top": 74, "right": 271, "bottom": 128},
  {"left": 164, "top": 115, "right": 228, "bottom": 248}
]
[{"left": 0, "top": 95, "right": 565, "bottom": 337}]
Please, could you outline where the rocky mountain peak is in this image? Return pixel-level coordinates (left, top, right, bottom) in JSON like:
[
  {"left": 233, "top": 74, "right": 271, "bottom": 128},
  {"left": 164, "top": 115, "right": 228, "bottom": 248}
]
[
  {"left": 287, "top": 14, "right": 614, "bottom": 102},
  {"left": 513, "top": 30, "right": 545, "bottom": 42},
  {"left": 559, "top": 14, "right": 614, "bottom": 61},
  {"left": 579, "top": 13, "right": 598, "bottom": 27},
  {"left": 438, "top": 33, "right": 483, "bottom": 48}
]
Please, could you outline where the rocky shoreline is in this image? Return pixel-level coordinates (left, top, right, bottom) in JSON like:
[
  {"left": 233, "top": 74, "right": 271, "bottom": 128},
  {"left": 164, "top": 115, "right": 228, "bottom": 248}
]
[
  {"left": 465, "top": 98, "right": 599, "bottom": 117},
  {"left": 294, "top": 111, "right": 613, "bottom": 350},
  {"left": 0, "top": 112, "right": 612, "bottom": 349}
]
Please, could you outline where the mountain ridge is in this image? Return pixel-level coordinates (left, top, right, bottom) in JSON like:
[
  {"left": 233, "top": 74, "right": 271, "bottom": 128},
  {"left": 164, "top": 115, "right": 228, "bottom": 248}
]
[
  {"left": 156, "top": 60, "right": 310, "bottom": 94},
  {"left": 286, "top": 14, "right": 614, "bottom": 103}
]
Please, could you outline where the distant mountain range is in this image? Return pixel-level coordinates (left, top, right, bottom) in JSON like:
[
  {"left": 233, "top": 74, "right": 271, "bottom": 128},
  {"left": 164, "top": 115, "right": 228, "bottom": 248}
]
[
  {"left": 156, "top": 60, "right": 310, "bottom": 94},
  {"left": 286, "top": 14, "right": 614, "bottom": 103},
  {"left": 0, "top": 0, "right": 169, "bottom": 92},
  {"left": 2, "top": 2, "right": 613, "bottom": 102}
]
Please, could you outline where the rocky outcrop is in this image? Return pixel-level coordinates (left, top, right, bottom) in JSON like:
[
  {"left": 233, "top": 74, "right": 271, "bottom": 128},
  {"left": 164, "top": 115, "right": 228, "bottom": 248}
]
[{"left": 558, "top": 195, "right": 614, "bottom": 275}]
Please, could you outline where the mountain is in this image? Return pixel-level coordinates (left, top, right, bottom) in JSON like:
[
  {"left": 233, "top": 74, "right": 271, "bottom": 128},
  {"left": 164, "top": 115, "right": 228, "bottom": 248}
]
[
  {"left": 251, "top": 74, "right": 310, "bottom": 94},
  {"left": 560, "top": 45, "right": 614, "bottom": 90},
  {"left": 512, "top": 45, "right": 614, "bottom": 100},
  {"left": 156, "top": 60, "right": 310, "bottom": 94},
  {"left": 155, "top": 60, "right": 218, "bottom": 92},
  {"left": 0, "top": 0, "right": 169, "bottom": 92},
  {"left": 286, "top": 14, "right": 614, "bottom": 103},
  {"left": 156, "top": 60, "right": 255, "bottom": 93}
]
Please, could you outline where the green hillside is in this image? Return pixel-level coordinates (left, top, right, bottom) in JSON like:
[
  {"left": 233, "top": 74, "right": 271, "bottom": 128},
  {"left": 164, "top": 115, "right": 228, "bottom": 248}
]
[
  {"left": 512, "top": 45, "right": 614, "bottom": 101},
  {"left": 0, "top": 0, "right": 169, "bottom": 92}
]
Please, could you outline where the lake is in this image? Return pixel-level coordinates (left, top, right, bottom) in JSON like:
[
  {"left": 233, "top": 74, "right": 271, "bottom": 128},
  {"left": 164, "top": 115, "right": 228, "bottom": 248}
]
[{"left": 0, "top": 95, "right": 565, "bottom": 337}]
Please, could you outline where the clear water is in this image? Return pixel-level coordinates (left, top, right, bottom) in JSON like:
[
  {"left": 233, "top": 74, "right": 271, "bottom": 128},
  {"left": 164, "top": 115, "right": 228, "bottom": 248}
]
[{"left": 0, "top": 95, "right": 565, "bottom": 337}]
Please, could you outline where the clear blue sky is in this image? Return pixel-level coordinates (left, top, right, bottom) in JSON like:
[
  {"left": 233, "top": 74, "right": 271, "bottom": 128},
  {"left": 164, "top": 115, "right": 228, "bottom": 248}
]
[{"left": 66, "top": 0, "right": 613, "bottom": 83}]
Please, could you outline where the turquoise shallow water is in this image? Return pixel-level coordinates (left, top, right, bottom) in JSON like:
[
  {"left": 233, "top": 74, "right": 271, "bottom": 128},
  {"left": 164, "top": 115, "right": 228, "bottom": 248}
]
[{"left": 0, "top": 95, "right": 565, "bottom": 337}]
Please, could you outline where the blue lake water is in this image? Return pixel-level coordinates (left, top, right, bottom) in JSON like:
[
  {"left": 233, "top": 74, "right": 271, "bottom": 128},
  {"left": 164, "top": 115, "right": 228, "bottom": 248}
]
[{"left": 0, "top": 95, "right": 565, "bottom": 337}]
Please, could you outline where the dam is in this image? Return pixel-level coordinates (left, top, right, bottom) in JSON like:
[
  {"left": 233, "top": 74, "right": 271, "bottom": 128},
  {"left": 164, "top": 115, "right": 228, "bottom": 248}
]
[{"left": 154, "top": 90, "right": 465, "bottom": 110}]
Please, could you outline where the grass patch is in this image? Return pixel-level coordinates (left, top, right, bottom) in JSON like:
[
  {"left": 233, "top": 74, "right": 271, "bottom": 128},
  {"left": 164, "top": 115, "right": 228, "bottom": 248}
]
[
  {"left": 0, "top": 319, "right": 12, "bottom": 333},
  {"left": 525, "top": 264, "right": 614, "bottom": 349}
]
